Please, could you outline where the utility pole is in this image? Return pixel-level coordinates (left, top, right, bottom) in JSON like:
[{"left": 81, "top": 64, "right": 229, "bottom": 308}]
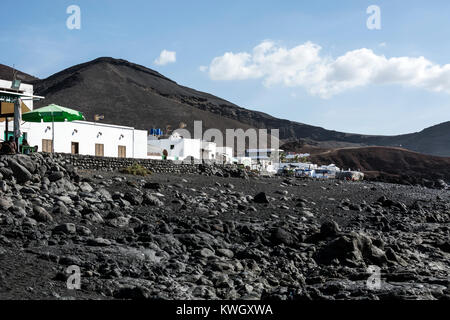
[
  {"left": 13, "top": 99, "right": 21, "bottom": 153},
  {"left": 12, "top": 67, "right": 21, "bottom": 153}
]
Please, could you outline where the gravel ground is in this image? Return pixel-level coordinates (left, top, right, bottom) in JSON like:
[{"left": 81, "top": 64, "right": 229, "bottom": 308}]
[{"left": 0, "top": 153, "right": 449, "bottom": 300}]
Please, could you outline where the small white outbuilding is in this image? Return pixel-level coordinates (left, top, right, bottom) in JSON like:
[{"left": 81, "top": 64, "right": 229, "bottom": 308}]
[
  {"left": 216, "top": 146, "right": 233, "bottom": 163},
  {"left": 147, "top": 132, "right": 202, "bottom": 161}
]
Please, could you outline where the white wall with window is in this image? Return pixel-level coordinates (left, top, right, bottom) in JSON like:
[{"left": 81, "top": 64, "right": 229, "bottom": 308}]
[
  {"left": 1, "top": 78, "right": 148, "bottom": 159},
  {"left": 201, "top": 141, "right": 217, "bottom": 160},
  {"left": 148, "top": 134, "right": 202, "bottom": 160},
  {"left": 216, "top": 146, "right": 233, "bottom": 163},
  {"left": 25, "top": 120, "right": 148, "bottom": 158}
]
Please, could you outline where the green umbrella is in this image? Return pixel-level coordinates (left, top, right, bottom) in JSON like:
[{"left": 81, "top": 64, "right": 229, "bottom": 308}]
[{"left": 22, "top": 104, "right": 86, "bottom": 153}]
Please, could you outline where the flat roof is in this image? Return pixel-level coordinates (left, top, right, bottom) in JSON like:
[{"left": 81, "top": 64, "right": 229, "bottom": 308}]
[
  {"left": 71, "top": 120, "right": 138, "bottom": 130},
  {"left": 0, "top": 90, "right": 44, "bottom": 100}
]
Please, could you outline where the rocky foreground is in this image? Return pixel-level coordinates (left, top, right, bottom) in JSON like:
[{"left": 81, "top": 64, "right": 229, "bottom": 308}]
[{"left": 0, "top": 153, "right": 449, "bottom": 300}]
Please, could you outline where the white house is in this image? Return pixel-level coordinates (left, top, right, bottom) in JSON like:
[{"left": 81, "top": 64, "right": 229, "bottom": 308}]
[
  {"left": 1, "top": 78, "right": 148, "bottom": 159},
  {"left": 232, "top": 157, "right": 252, "bottom": 167},
  {"left": 201, "top": 141, "right": 217, "bottom": 160},
  {"left": 245, "top": 148, "right": 283, "bottom": 160},
  {"left": 285, "top": 153, "right": 310, "bottom": 161},
  {"left": 147, "top": 133, "right": 237, "bottom": 163},
  {"left": 276, "top": 162, "right": 318, "bottom": 171},
  {"left": 319, "top": 164, "right": 341, "bottom": 172},
  {"left": 148, "top": 132, "right": 202, "bottom": 161},
  {"left": 216, "top": 146, "right": 233, "bottom": 163},
  {"left": 251, "top": 159, "right": 277, "bottom": 173},
  {"left": 147, "top": 144, "right": 164, "bottom": 160},
  {"left": 25, "top": 121, "right": 148, "bottom": 158}
]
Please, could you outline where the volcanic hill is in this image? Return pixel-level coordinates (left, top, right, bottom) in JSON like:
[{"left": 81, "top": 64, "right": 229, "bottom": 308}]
[{"left": 22, "top": 57, "right": 448, "bottom": 157}]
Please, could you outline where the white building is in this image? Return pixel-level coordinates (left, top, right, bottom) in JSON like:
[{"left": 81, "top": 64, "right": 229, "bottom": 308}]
[
  {"left": 201, "top": 141, "right": 217, "bottom": 160},
  {"left": 147, "top": 133, "right": 237, "bottom": 163},
  {"left": 243, "top": 148, "right": 282, "bottom": 173},
  {"left": 0, "top": 79, "right": 35, "bottom": 110},
  {"left": 318, "top": 164, "right": 340, "bottom": 173},
  {"left": 285, "top": 153, "right": 310, "bottom": 161},
  {"left": 216, "top": 146, "right": 233, "bottom": 163},
  {"left": 1, "top": 78, "right": 148, "bottom": 158},
  {"left": 245, "top": 148, "right": 283, "bottom": 160},
  {"left": 232, "top": 157, "right": 252, "bottom": 167},
  {"left": 147, "top": 143, "right": 164, "bottom": 160},
  {"left": 277, "top": 162, "right": 318, "bottom": 170},
  {"left": 250, "top": 159, "right": 277, "bottom": 173},
  {"left": 1, "top": 79, "right": 37, "bottom": 143},
  {"left": 25, "top": 121, "right": 147, "bottom": 158},
  {"left": 148, "top": 132, "right": 202, "bottom": 161}
]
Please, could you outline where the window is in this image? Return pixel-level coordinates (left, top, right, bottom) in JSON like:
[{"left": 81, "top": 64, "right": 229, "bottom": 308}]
[
  {"left": 95, "top": 144, "right": 104, "bottom": 157},
  {"left": 170, "top": 145, "right": 175, "bottom": 150},
  {"left": 42, "top": 139, "right": 52, "bottom": 153},
  {"left": 118, "top": 145, "right": 126, "bottom": 158},
  {"left": 71, "top": 142, "right": 79, "bottom": 155}
]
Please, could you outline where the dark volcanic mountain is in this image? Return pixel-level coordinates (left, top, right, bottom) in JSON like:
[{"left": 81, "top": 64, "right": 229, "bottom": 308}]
[
  {"left": 33, "top": 58, "right": 255, "bottom": 137},
  {"left": 0, "top": 64, "right": 38, "bottom": 83},
  {"left": 13, "top": 57, "right": 450, "bottom": 156},
  {"left": 362, "top": 121, "right": 450, "bottom": 157}
]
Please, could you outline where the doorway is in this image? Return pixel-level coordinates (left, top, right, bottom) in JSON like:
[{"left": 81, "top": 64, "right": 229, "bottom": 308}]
[
  {"left": 95, "top": 143, "right": 104, "bottom": 157},
  {"left": 71, "top": 142, "right": 79, "bottom": 154},
  {"left": 118, "top": 145, "right": 126, "bottom": 158},
  {"left": 42, "top": 139, "right": 52, "bottom": 153}
]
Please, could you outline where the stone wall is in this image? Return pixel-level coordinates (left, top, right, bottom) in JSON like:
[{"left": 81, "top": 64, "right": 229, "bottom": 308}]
[{"left": 55, "top": 153, "right": 242, "bottom": 176}]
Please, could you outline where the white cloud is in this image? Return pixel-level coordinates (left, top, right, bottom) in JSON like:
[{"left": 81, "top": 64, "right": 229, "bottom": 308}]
[
  {"left": 154, "top": 50, "right": 176, "bottom": 66},
  {"left": 207, "top": 40, "right": 450, "bottom": 98},
  {"left": 199, "top": 65, "right": 208, "bottom": 72}
]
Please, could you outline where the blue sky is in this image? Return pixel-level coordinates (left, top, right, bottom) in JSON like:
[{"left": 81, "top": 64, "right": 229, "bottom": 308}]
[{"left": 1, "top": 0, "right": 449, "bottom": 135}]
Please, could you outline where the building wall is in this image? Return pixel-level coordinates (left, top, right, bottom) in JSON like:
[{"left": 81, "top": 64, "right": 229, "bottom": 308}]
[
  {"left": 0, "top": 121, "right": 32, "bottom": 140},
  {"left": 182, "top": 139, "right": 202, "bottom": 159},
  {"left": 148, "top": 138, "right": 202, "bottom": 160},
  {"left": 232, "top": 157, "right": 252, "bottom": 167},
  {"left": 133, "top": 129, "right": 148, "bottom": 159},
  {"left": 216, "top": 146, "right": 233, "bottom": 163},
  {"left": 0, "top": 79, "right": 150, "bottom": 158},
  {"left": 0, "top": 80, "right": 34, "bottom": 111},
  {"left": 201, "top": 141, "right": 217, "bottom": 160},
  {"left": 0, "top": 80, "right": 34, "bottom": 140},
  {"left": 24, "top": 120, "right": 147, "bottom": 158}
]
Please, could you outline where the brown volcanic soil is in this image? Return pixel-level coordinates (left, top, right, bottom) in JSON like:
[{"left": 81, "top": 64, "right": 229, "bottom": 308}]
[{"left": 311, "top": 146, "right": 450, "bottom": 185}]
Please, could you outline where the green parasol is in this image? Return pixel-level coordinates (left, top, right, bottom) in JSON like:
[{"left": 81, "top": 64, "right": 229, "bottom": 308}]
[{"left": 22, "top": 104, "right": 85, "bottom": 153}]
